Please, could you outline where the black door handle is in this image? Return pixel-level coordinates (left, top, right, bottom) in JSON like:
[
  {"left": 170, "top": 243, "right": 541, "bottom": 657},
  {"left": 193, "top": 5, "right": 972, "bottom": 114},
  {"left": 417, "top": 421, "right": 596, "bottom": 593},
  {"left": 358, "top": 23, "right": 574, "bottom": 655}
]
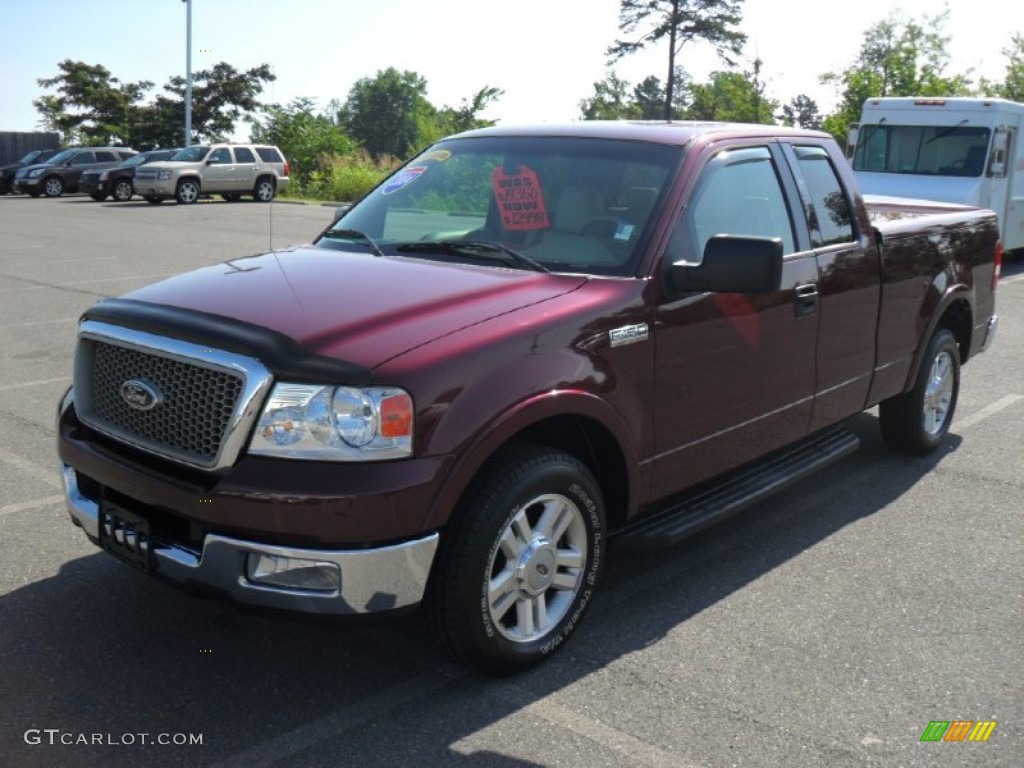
[{"left": 794, "top": 283, "right": 818, "bottom": 317}]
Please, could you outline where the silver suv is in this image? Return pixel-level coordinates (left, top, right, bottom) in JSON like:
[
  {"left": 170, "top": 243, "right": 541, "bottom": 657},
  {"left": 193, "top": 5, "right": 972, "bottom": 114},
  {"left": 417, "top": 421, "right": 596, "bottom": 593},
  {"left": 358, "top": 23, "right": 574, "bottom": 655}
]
[{"left": 133, "top": 144, "right": 290, "bottom": 204}]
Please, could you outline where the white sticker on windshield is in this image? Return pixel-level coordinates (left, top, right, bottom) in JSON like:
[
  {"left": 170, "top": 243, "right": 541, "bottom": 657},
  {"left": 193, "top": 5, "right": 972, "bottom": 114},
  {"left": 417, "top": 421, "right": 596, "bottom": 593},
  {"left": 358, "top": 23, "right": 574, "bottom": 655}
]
[{"left": 613, "top": 223, "right": 634, "bottom": 241}]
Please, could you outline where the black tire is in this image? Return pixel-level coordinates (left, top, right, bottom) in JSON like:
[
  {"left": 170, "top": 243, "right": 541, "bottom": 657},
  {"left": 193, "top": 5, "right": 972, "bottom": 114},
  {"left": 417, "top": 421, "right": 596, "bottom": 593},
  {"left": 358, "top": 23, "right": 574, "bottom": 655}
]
[
  {"left": 426, "top": 443, "right": 605, "bottom": 676},
  {"left": 112, "top": 178, "right": 134, "bottom": 202},
  {"left": 89, "top": 193, "right": 107, "bottom": 202},
  {"left": 175, "top": 178, "right": 200, "bottom": 204},
  {"left": 221, "top": 193, "right": 242, "bottom": 202},
  {"left": 880, "top": 328, "right": 960, "bottom": 454},
  {"left": 253, "top": 176, "right": 275, "bottom": 202},
  {"left": 43, "top": 176, "right": 64, "bottom": 197},
  {"left": 144, "top": 196, "right": 164, "bottom": 204}
]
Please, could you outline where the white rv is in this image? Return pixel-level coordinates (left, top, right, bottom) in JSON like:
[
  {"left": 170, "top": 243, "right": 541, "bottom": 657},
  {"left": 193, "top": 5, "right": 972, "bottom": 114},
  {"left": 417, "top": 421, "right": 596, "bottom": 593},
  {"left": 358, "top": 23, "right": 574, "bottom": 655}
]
[{"left": 850, "top": 97, "right": 1023, "bottom": 252}]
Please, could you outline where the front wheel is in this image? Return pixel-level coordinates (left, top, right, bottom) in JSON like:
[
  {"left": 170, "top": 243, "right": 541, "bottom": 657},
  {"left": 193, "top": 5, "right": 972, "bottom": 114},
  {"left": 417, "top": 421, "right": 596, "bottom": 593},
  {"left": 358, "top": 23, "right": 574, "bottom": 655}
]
[
  {"left": 43, "top": 176, "right": 64, "bottom": 197},
  {"left": 427, "top": 443, "right": 605, "bottom": 676},
  {"left": 175, "top": 179, "right": 200, "bottom": 204},
  {"left": 112, "top": 179, "right": 134, "bottom": 202},
  {"left": 880, "top": 328, "right": 960, "bottom": 454}
]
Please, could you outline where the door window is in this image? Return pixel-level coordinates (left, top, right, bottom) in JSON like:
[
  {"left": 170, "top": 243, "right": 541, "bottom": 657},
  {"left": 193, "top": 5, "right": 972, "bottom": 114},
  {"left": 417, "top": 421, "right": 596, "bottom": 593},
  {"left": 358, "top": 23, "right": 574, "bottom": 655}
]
[
  {"left": 792, "top": 146, "right": 854, "bottom": 247},
  {"left": 671, "top": 146, "right": 795, "bottom": 264},
  {"left": 234, "top": 147, "right": 256, "bottom": 163},
  {"left": 208, "top": 148, "right": 232, "bottom": 164},
  {"left": 70, "top": 152, "right": 96, "bottom": 166}
]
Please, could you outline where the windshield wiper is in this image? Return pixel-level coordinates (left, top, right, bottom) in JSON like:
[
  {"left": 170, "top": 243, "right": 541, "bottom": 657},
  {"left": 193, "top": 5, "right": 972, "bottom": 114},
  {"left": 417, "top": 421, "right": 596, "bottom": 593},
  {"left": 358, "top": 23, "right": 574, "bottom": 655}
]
[
  {"left": 395, "top": 240, "right": 549, "bottom": 273},
  {"left": 321, "top": 228, "right": 385, "bottom": 257}
]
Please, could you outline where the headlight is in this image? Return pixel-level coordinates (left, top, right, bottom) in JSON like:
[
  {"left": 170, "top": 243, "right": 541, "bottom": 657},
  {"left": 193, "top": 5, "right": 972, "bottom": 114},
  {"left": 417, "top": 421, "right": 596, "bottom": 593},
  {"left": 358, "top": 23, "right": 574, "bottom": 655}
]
[
  {"left": 249, "top": 383, "right": 413, "bottom": 461},
  {"left": 28, "top": 168, "right": 45, "bottom": 178},
  {"left": 157, "top": 169, "right": 173, "bottom": 180}
]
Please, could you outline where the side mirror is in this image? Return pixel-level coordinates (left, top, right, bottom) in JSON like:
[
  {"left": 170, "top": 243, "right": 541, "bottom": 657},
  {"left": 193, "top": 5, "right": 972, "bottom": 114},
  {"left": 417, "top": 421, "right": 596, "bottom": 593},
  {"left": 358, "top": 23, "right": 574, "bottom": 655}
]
[
  {"left": 846, "top": 125, "right": 860, "bottom": 158},
  {"left": 672, "top": 235, "right": 783, "bottom": 294}
]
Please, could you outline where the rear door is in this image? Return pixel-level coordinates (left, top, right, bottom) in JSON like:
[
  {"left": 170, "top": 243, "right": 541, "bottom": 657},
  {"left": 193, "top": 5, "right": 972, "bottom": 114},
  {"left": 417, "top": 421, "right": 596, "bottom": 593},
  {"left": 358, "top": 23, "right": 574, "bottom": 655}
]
[
  {"left": 779, "top": 141, "right": 880, "bottom": 431},
  {"left": 65, "top": 151, "right": 97, "bottom": 189},
  {"left": 232, "top": 146, "right": 259, "bottom": 193},
  {"left": 648, "top": 141, "right": 820, "bottom": 498}
]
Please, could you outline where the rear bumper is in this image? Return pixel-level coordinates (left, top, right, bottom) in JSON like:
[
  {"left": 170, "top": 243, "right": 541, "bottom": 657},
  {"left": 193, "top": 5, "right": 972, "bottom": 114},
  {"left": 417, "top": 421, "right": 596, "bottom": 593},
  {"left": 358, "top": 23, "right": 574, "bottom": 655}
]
[{"left": 61, "top": 462, "right": 439, "bottom": 615}]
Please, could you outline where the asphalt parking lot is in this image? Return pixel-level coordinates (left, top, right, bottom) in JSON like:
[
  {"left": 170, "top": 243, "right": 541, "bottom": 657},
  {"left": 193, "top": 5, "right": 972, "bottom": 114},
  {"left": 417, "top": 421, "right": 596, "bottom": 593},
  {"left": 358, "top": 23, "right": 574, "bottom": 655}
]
[{"left": 0, "top": 194, "right": 1021, "bottom": 767}]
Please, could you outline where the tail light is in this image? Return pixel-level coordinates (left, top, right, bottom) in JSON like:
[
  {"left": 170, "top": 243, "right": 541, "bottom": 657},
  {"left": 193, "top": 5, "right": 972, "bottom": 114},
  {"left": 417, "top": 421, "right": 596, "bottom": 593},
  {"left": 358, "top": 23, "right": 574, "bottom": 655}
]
[
  {"left": 283, "top": 161, "right": 291, "bottom": 177},
  {"left": 992, "top": 240, "right": 1003, "bottom": 292}
]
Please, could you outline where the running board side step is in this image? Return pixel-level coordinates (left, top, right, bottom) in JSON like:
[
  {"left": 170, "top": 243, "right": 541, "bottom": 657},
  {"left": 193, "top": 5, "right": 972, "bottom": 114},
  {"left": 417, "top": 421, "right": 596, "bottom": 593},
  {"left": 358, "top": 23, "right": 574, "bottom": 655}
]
[{"left": 615, "top": 426, "right": 860, "bottom": 547}]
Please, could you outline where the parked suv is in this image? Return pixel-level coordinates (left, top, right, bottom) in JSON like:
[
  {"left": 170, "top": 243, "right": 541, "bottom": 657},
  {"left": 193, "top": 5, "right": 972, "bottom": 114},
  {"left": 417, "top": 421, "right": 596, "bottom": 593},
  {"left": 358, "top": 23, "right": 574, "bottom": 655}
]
[
  {"left": 12, "top": 147, "right": 137, "bottom": 197},
  {"left": 0, "top": 148, "right": 61, "bottom": 194},
  {"left": 80, "top": 148, "right": 181, "bottom": 202},
  {"left": 133, "top": 144, "right": 290, "bottom": 204}
]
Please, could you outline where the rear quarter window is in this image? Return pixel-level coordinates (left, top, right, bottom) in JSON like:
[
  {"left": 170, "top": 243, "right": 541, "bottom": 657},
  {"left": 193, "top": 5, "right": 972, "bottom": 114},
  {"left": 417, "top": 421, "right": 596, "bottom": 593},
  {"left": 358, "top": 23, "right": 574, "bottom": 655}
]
[{"left": 255, "top": 147, "right": 283, "bottom": 163}]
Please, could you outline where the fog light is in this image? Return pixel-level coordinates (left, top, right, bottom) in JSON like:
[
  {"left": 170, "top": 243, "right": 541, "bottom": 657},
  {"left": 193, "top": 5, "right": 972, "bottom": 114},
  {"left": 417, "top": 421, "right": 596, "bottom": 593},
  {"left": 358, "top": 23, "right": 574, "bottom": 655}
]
[{"left": 245, "top": 554, "right": 340, "bottom": 592}]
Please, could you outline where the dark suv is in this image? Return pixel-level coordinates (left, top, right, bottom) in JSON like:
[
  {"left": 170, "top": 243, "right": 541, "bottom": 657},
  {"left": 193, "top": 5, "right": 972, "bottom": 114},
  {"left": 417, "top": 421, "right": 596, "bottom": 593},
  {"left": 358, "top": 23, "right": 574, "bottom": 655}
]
[
  {"left": 0, "top": 149, "right": 61, "bottom": 194},
  {"left": 13, "top": 147, "right": 136, "bottom": 197},
  {"left": 80, "top": 149, "right": 181, "bottom": 202}
]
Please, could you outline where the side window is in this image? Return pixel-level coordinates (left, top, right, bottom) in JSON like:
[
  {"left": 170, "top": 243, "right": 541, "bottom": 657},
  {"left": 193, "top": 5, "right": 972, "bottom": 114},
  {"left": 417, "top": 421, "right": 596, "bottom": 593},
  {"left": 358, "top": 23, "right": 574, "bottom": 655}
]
[
  {"left": 70, "top": 152, "right": 95, "bottom": 165},
  {"left": 255, "top": 147, "right": 283, "bottom": 163},
  {"left": 793, "top": 146, "right": 854, "bottom": 247},
  {"left": 95, "top": 151, "right": 117, "bottom": 162},
  {"left": 117, "top": 151, "right": 135, "bottom": 161},
  {"left": 234, "top": 147, "right": 256, "bottom": 163},
  {"left": 672, "top": 146, "right": 795, "bottom": 263},
  {"left": 209, "top": 148, "right": 232, "bottom": 164}
]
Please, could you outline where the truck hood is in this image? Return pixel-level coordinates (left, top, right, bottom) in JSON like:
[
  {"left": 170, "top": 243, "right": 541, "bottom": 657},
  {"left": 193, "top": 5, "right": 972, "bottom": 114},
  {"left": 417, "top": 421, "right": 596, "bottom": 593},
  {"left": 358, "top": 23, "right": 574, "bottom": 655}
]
[
  {"left": 121, "top": 245, "right": 588, "bottom": 370},
  {"left": 854, "top": 171, "right": 985, "bottom": 207}
]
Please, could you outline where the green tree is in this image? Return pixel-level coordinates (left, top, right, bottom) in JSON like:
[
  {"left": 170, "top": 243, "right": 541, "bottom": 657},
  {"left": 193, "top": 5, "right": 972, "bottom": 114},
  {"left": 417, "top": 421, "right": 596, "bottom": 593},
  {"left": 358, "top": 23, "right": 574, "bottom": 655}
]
[
  {"left": 579, "top": 71, "right": 639, "bottom": 119},
  {"left": 607, "top": 0, "right": 746, "bottom": 120},
  {"left": 820, "top": 11, "right": 973, "bottom": 141},
  {"left": 986, "top": 32, "right": 1024, "bottom": 101},
  {"left": 250, "top": 97, "right": 356, "bottom": 183},
  {"left": 340, "top": 68, "right": 434, "bottom": 160},
  {"left": 778, "top": 94, "right": 823, "bottom": 129},
  {"left": 34, "top": 60, "right": 151, "bottom": 145},
  {"left": 686, "top": 68, "right": 778, "bottom": 123},
  {"left": 157, "top": 62, "right": 275, "bottom": 146}
]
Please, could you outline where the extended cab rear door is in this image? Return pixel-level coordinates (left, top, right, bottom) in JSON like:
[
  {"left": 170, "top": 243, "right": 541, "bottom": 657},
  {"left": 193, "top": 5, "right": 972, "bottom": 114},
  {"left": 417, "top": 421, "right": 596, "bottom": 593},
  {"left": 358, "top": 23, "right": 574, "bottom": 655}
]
[
  {"left": 648, "top": 140, "right": 820, "bottom": 499},
  {"left": 778, "top": 141, "right": 881, "bottom": 431}
]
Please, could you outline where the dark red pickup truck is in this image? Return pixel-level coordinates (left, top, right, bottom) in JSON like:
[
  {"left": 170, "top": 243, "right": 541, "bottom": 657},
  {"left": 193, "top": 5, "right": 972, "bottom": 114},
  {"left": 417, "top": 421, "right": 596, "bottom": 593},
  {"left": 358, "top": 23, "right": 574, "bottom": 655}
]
[{"left": 58, "top": 123, "right": 1001, "bottom": 675}]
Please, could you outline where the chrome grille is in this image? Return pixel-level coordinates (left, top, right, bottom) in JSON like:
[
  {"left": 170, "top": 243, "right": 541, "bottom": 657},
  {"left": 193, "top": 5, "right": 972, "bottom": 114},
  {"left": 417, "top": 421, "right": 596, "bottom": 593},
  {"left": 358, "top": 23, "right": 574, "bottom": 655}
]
[{"left": 86, "top": 341, "right": 243, "bottom": 464}]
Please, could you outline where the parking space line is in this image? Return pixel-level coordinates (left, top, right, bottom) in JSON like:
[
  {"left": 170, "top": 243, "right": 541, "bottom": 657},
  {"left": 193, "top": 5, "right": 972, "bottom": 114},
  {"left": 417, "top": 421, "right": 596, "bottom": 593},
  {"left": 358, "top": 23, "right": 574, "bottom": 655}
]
[
  {"left": 0, "top": 317, "right": 78, "bottom": 329},
  {"left": 1000, "top": 273, "right": 1024, "bottom": 283},
  {"left": 4, "top": 256, "right": 113, "bottom": 268},
  {"left": 956, "top": 394, "right": 1024, "bottom": 431},
  {"left": 0, "top": 495, "right": 64, "bottom": 517},
  {"left": 0, "top": 376, "right": 69, "bottom": 392},
  {"left": 209, "top": 665, "right": 467, "bottom": 768},
  {"left": 0, "top": 447, "right": 62, "bottom": 490},
  {"left": 0, "top": 271, "right": 181, "bottom": 293}
]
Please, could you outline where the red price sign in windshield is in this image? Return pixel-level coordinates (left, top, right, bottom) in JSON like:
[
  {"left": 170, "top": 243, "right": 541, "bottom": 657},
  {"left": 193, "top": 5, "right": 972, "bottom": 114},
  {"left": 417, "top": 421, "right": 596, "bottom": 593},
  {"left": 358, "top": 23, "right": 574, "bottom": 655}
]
[{"left": 492, "top": 165, "right": 550, "bottom": 231}]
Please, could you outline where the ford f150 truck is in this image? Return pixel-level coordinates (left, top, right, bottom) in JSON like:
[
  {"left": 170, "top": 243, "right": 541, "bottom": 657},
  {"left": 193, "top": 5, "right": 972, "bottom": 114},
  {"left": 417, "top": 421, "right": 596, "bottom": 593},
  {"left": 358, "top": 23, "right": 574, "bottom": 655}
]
[{"left": 57, "top": 123, "right": 1001, "bottom": 675}]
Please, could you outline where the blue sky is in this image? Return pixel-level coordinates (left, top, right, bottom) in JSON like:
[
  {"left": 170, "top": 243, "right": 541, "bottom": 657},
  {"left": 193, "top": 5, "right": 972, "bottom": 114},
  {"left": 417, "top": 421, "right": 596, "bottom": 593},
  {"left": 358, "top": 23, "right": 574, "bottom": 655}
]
[{"left": 0, "top": 0, "right": 1015, "bottom": 142}]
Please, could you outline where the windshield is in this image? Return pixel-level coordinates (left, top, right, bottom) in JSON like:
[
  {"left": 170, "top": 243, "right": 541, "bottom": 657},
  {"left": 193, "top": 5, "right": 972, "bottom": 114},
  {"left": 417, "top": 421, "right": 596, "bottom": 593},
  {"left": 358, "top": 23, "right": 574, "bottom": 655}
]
[
  {"left": 44, "top": 149, "right": 75, "bottom": 165},
  {"left": 121, "top": 153, "right": 150, "bottom": 167},
  {"left": 324, "top": 136, "right": 681, "bottom": 276},
  {"left": 853, "top": 125, "right": 991, "bottom": 177},
  {"left": 170, "top": 146, "right": 210, "bottom": 162},
  {"left": 19, "top": 150, "right": 42, "bottom": 164}
]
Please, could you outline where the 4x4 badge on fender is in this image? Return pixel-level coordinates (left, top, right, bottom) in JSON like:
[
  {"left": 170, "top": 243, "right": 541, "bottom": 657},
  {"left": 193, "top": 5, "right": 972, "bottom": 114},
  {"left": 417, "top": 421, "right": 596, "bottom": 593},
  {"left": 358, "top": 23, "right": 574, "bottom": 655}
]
[{"left": 120, "top": 379, "right": 162, "bottom": 411}]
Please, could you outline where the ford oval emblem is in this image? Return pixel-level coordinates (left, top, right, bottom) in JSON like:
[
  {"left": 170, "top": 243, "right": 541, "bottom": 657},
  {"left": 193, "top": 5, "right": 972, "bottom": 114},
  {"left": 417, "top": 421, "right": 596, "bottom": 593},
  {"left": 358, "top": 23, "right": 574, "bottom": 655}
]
[{"left": 120, "top": 379, "right": 162, "bottom": 411}]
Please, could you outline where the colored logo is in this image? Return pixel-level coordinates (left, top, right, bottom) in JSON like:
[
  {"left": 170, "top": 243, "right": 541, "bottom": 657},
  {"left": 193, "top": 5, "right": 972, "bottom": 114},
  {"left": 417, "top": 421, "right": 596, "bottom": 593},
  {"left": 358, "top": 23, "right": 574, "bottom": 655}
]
[
  {"left": 382, "top": 166, "right": 427, "bottom": 195},
  {"left": 920, "top": 720, "right": 997, "bottom": 742},
  {"left": 120, "top": 379, "right": 162, "bottom": 411}
]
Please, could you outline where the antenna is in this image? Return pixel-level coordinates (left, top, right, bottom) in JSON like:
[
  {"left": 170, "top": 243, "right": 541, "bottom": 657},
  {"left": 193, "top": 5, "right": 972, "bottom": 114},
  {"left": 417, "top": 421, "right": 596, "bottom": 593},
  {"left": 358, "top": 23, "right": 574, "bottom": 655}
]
[{"left": 268, "top": 64, "right": 275, "bottom": 251}]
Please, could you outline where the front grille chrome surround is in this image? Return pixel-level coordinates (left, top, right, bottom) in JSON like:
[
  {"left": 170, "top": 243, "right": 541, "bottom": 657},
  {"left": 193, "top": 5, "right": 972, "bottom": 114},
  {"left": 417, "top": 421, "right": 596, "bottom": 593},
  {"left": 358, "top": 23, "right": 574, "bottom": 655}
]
[{"left": 74, "top": 320, "right": 274, "bottom": 470}]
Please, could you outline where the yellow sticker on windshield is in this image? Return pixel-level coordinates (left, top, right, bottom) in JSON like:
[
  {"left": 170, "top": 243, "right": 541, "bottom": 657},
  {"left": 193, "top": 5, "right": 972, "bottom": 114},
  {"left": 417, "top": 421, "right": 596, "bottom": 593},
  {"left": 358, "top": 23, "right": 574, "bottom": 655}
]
[{"left": 422, "top": 149, "right": 452, "bottom": 163}]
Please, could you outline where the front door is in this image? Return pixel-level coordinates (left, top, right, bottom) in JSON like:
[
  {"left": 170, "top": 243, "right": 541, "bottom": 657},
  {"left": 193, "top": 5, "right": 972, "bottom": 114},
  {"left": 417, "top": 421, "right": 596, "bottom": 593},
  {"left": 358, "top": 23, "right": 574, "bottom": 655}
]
[{"left": 648, "top": 143, "right": 819, "bottom": 500}]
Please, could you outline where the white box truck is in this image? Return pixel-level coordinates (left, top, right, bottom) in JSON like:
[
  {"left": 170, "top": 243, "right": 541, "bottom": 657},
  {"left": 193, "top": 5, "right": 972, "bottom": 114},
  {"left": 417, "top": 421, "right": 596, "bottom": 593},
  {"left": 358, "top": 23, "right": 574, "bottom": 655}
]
[{"left": 849, "top": 97, "right": 1023, "bottom": 252}]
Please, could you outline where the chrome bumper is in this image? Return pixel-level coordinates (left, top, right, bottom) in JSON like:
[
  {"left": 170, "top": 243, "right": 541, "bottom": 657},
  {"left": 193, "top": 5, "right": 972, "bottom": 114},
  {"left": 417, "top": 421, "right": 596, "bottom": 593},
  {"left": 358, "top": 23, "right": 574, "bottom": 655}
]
[
  {"left": 61, "top": 464, "right": 439, "bottom": 615},
  {"left": 981, "top": 315, "right": 998, "bottom": 351}
]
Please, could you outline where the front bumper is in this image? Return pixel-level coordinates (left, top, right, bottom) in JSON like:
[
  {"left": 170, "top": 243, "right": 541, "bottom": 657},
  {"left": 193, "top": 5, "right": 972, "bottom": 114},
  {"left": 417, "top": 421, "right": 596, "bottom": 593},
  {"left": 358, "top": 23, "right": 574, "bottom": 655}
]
[
  {"left": 133, "top": 178, "right": 177, "bottom": 196},
  {"left": 80, "top": 177, "right": 109, "bottom": 196},
  {"left": 12, "top": 177, "right": 43, "bottom": 194},
  {"left": 61, "top": 462, "right": 439, "bottom": 615}
]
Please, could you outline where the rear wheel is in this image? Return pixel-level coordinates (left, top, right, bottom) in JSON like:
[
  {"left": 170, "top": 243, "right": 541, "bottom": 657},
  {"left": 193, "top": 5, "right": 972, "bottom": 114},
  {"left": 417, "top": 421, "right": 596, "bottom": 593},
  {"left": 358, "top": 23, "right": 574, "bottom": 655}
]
[
  {"left": 175, "top": 178, "right": 200, "bottom": 204},
  {"left": 43, "top": 176, "right": 64, "bottom": 197},
  {"left": 880, "top": 328, "right": 960, "bottom": 454},
  {"left": 253, "top": 176, "right": 275, "bottom": 202},
  {"left": 112, "top": 179, "right": 134, "bottom": 202},
  {"left": 427, "top": 443, "right": 605, "bottom": 676}
]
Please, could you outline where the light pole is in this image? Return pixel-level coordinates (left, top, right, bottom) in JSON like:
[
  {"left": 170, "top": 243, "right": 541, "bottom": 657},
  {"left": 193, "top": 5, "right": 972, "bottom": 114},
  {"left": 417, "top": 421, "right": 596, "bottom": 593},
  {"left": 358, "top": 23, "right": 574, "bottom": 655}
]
[{"left": 182, "top": 0, "right": 192, "bottom": 146}]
